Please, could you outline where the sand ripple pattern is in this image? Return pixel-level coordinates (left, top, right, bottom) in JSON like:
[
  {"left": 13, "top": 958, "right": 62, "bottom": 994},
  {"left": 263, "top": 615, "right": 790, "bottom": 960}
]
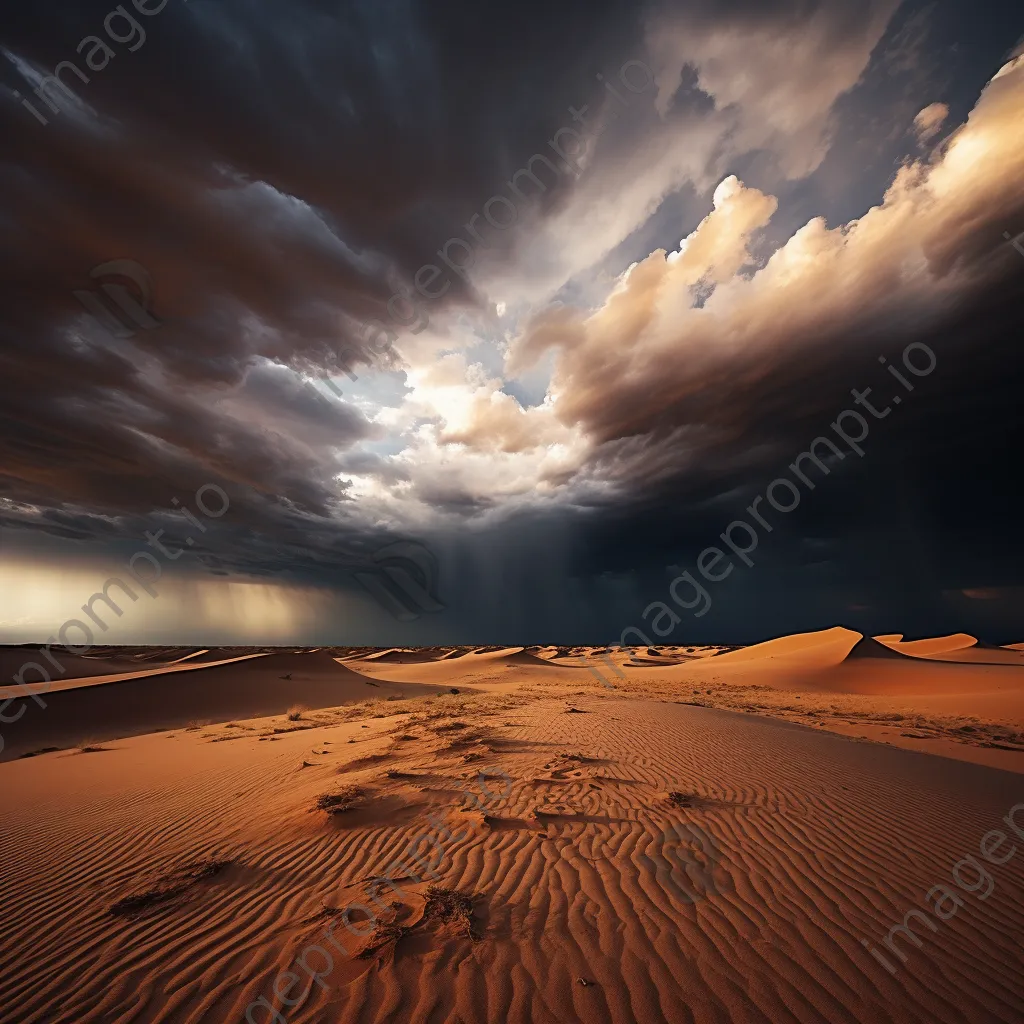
[{"left": 1, "top": 697, "right": 1022, "bottom": 1023}]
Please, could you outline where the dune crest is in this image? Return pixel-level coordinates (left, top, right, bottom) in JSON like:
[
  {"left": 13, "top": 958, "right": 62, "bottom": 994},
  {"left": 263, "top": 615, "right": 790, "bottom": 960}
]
[
  {"left": 705, "top": 625, "right": 861, "bottom": 664},
  {"left": 884, "top": 633, "right": 978, "bottom": 655}
]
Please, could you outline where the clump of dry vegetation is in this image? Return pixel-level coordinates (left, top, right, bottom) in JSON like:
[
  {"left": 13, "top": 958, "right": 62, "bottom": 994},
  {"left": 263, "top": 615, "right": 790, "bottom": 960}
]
[
  {"left": 287, "top": 705, "right": 305, "bottom": 722},
  {"left": 356, "top": 921, "right": 409, "bottom": 959},
  {"left": 315, "top": 785, "right": 363, "bottom": 814},
  {"left": 76, "top": 741, "right": 108, "bottom": 753},
  {"left": 667, "top": 791, "right": 696, "bottom": 809},
  {"left": 424, "top": 886, "right": 481, "bottom": 940}
]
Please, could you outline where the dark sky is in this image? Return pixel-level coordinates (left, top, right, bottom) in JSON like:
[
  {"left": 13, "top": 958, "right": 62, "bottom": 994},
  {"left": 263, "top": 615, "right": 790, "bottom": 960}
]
[{"left": 0, "top": 0, "right": 1022, "bottom": 645}]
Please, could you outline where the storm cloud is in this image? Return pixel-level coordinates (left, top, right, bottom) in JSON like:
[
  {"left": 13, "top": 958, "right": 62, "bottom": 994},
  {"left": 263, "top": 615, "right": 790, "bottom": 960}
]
[{"left": 1, "top": 0, "right": 1022, "bottom": 644}]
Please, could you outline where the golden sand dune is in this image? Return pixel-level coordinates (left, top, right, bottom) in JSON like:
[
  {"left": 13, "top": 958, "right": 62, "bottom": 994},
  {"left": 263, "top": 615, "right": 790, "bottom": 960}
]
[
  {"left": 6, "top": 633, "right": 1023, "bottom": 773},
  {"left": 869, "top": 633, "right": 1024, "bottom": 666},
  {"left": 2, "top": 690, "right": 1022, "bottom": 1024},
  {"left": 347, "top": 646, "right": 599, "bottom": 690},
  {"left": 881, "top": 633, "right": 978, "bottom": 656},
  {"left": 355, "top": 648, "right": 448, "bottom": 665},
  {"left": 700, "top": 625, "right": 861, "bottom": 666}
]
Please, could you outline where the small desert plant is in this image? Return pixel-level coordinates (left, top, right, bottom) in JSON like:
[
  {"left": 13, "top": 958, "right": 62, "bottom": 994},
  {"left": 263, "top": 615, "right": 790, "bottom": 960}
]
[
  {"left": 423, "top": 886, "right": 480, "bottom": 940},
  {"left": 356, "top": 921, "right": 409, "bottom": 959},
  {"left": 315, "top": 786, "right": 362, "bottom": 814},
  {"left": 287, "top": 706, "right": 304, "bottom": 722}
]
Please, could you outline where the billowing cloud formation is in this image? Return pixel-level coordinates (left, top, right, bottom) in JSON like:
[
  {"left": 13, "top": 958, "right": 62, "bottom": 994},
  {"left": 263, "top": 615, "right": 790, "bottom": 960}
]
[
  {"left": 502, "top": 57, "right": 1024, "bottom": 477},
  {"left": 648, "top": 0, "right": 900, "bottom": 176},
  {"left": 912, "top": 101, "right": 949, "bottom": 143},
  {"left": 475, "top": 0, "right": 901, "bottom": 311}
]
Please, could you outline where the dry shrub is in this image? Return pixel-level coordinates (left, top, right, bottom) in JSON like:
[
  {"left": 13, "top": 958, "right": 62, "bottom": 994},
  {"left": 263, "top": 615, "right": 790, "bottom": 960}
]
[
  {"left": 315, "top": 786, "right": 363, "bottom": 814},
  {"left": 424, "top": 886, "right": 480, "bottom": 940},
  {"left": 667, "top": 791, "right": 695, "bottom": 808}
]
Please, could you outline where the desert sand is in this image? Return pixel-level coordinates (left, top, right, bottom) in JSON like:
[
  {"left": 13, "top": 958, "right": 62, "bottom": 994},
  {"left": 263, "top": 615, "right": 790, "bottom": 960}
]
[{"left": 1, "top": 630, "right": 1023, "bottom": 1023}]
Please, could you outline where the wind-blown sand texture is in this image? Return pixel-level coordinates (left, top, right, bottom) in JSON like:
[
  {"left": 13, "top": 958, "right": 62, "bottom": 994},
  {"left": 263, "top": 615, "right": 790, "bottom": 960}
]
[{"left": 2, "top": 632, "right": 1023, "bottom": 1023}]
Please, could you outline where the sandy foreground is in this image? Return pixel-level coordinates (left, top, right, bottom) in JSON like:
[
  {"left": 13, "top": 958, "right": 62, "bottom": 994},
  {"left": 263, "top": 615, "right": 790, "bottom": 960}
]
[{"left": 1, "top": 632, "right": 1023, "bottom": 1023}]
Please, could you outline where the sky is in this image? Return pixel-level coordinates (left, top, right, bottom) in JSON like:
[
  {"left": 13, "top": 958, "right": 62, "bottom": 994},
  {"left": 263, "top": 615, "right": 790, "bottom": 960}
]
[{"left": 0, "top": 0, "right": 1022, "bottom": 646}]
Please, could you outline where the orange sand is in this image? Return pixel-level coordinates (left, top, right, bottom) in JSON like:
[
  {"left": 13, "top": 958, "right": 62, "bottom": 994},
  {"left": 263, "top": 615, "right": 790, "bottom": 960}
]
[{"left": 2, "top": 632, "right": 1023, "bottom": 1023}]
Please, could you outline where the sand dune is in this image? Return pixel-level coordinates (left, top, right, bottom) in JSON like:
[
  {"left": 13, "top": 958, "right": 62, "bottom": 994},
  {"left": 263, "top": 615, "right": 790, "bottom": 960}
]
[
  {"left": 0, "top": 651, "right": 443, "bottom": 760},
  {"left": 499, "top": 647, "right": 582, "bottom": 669},
  {"left": 697, "top": 625, "right": 861, "bottom": 667},
  {"left": 0, "top": 651, "right": 273, "bottom": 698},
  {"left": 2, "top": 690, "right": 1022, "bottom": 1024},
  {"left": 347, "top": 646, "right": 599, "bottom": 689},
  {"left": 803, "top": 648, "right": 1024, "bottom": 697},
  {"left": 914, "top": 647, "right": 1024, "bottom": 666},
  {"left": 0, "top": 645, "right": 148, "bottom": 682},
  {"left": 333, "top": 632, "right": 1024, "bottom": 769},
  {"left": 844, "top": 635, "right": 909, "bottom": 660},
  {"left": 870, "top": 634, "right": 1024, "bottom": 666},
  {"left": 356, "top": 649, "right": 448, "bottom": 665},
  {"left": 881, "top": 633, "right": 978, "bottom": 656}
]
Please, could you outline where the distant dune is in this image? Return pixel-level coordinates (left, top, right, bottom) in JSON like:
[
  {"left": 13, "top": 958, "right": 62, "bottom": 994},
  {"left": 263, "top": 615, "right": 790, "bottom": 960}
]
[
  {"left": 701, "top": 625, "right": 861, "bottom": 666},
  {"left": 0, "top": 651, "right": 440, "bottom": 760},
  {"left": 357, "top": 648, "right": 447, "bottom": 664},
  {"left": 4, "top": 630, "right": 1023, "bottom": 770},
  {"left": 844, "top": 635, "right": 909, "bottom": 659},
  {"left": 880, "top": 633, "right": 978, "bottom": 655},
  {"left": 0, "top": 645, "right": 149, "bottom": 681}
]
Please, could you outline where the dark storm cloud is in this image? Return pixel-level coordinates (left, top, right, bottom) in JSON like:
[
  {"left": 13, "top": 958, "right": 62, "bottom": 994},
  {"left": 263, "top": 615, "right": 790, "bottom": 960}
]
[
  {"left": 0, "top": 0, "right": 651, "bottom": 568},
  {"left": 549, "top": 275, "right": 1024, "bottom": 643},
  {"left": 1, "top": 0, "right": 1022, "bottom": 644}
]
